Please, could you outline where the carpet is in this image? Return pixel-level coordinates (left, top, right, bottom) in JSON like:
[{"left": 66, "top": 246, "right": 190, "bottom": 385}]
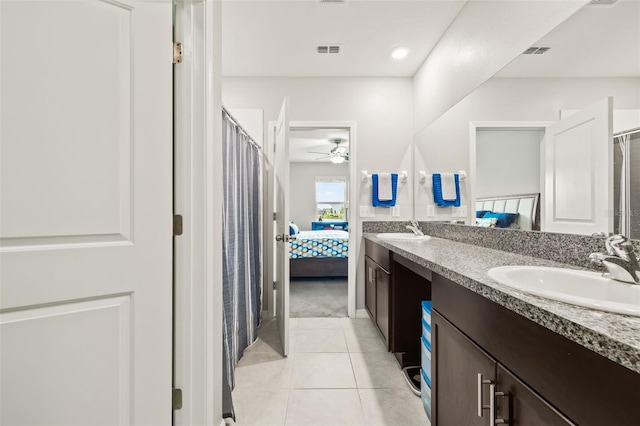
[{"left": 290, "top": 277, "right": 348, "bottom": 318}]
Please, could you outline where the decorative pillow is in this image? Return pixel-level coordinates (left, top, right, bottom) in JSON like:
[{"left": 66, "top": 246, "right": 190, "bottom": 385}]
[
  {"left": 476, "top": 217, "right": 498, "bottom": 227},
  {"left": 476, "top": 210, "right": 491, "bottom": 218},
  {"left": 289, "top": 222, "right": 300, "bottom": 236},
  {"left": 482, "top": 212, "right": 519, "bottom": 228}
]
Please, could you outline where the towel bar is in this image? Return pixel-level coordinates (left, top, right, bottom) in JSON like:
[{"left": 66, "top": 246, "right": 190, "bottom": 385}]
[
  {"left": 419, "top": 170, "right": 467, "bottom": 183},
  {"left": 361, "top": 171, "right": 409, "bottom": 183}
]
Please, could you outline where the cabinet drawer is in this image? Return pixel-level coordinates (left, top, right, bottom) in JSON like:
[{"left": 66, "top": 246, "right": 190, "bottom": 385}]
[
  {"left": 365, "top": 239, "right": 390, "bottom": 271},
  {"left": 421, "top": 301, "right": 432, "bottom": 326},
  {"left": 420, "top": 370, "right": 432, "bottom": 421},
  {"left": 421, "top": 336, "right": 431, "bottom": 384},
  {"left": 422, "top": 318, "right": 431, "bottom": 343}
]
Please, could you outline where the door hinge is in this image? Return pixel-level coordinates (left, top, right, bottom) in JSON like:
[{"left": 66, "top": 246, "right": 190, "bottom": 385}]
[
  {"left": 172, "top": 388, "right": 183, "bottom": 410},
  {"left": 173, "top": 42, "right": 183, "bottom": 64},
  {"left": 273, "top": 281, "right": 277, "bottom": 290},
  {"left": 173, "top": 214, "right": 183, "bottom": 236},
  {"left": 273, "top": 212, "right": 277, "bottom": 221}
]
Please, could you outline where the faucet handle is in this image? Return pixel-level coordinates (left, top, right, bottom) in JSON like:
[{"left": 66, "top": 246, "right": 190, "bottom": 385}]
[{"left": 605, "top": 234, "right": 632, "bottom": 257}]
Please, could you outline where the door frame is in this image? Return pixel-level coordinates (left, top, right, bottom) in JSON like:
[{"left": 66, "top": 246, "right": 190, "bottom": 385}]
[
  {"left": 468, "top": 121, "right": 553, "bottom": 227},
  {"left": 267, "top": 121, "right": 357, "bottom": 319},
  {"left": 173, "top": 0, "right": 223, "bottom": 425}
]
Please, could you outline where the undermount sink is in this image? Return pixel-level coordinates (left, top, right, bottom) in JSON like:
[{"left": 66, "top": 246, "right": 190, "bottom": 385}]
[
  {"left": 376, "top": 233, "right": 431, "bottom": 241},
  {"left": 488, "top": 266, "right": 640, "bottom": 317}
]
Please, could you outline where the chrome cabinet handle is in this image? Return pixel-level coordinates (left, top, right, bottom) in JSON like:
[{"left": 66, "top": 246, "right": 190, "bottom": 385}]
[
  {"left": 489, "top": 384, "right": 509, "bottom": 426},
  {"left": 477, "top": 373, "right": 492, "bottom": 417}
]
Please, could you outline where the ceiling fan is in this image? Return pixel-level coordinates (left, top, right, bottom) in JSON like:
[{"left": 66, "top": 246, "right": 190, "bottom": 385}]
[{"left": 308, "top": 139, "right": 349, "bottom": 163}]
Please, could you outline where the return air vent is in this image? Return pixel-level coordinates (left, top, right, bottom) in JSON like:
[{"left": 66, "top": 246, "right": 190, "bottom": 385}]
[
  {"left": 317, "top": 45, "right": 341, "bottom": 54},
  {"left": 523, "top": 46, "right": 551, "bottom": 55},
  {"left": 589, "top": 0, "right": 618, "bottom": 6}
]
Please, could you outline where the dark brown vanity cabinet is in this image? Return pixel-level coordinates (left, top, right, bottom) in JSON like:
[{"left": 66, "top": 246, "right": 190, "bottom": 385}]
[
  {"left": 432, "top": 272, "right": 640, "bottom": 426},
  {"left": 364, "top": 240, "right": 391, "bottom": 345},
  {"left": 433, "top": 310, "right": 573, "bottom": 426},
  {"left": 365, "top": 239, "right": 432, "bottom": 366}
]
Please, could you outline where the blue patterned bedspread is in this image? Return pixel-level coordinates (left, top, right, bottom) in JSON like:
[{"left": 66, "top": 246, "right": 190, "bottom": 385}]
[{"left": 289, "top": 230, "right": 349, "bottom": 259}]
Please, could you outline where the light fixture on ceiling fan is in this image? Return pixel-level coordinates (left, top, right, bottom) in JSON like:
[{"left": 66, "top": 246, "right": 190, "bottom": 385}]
[{"left": 308, "top": 138, "right": 349, "bottom": 164}]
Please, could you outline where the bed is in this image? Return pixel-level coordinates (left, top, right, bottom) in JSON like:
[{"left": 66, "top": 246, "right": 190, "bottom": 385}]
[
  {"left": 475, "top": 193, "right": 540, "bottom": 231},
  {"left": 289, "top": 229, "right": 349, "bottom": 278}
]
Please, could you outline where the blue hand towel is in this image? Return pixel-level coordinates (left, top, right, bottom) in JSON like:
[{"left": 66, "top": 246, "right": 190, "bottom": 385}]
[
  {"left": 432, "top": 173, "right": 461, "bottom": 207},
  {"left": 372, "top": 173, "right": 398, "bottom": 207}
]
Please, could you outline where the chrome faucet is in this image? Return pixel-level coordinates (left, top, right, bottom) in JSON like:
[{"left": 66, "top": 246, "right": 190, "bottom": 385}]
[
  {"left": 589, "top": 235, "right": 640, "bottom": 284},
  {"left": 406, "top": 220, "right": 424, "bottom": 236}
]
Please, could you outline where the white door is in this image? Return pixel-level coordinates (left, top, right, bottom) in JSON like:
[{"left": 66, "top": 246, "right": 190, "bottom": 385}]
[
  {"left": 543, "top": 97, "right": 613, "bottom": 235},
  {"left": 0, "top": 1, "right": 173, "bottom": 425},
  {"left": 273, "top": 97, "right": 291, "bottom": 356}
]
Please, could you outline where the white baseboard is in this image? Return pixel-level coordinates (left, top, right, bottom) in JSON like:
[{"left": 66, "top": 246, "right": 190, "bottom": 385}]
[{"left": 355, "top": 309, "right": 370, "bottom": 319}]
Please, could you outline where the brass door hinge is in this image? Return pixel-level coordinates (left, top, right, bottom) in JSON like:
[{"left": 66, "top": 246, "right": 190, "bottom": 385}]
[
  {"left": 173, "top": 42, "right": 182, "bottom": 64},
  {"left": 172, "top": 388, "right": 182, "bottom": 410},
  {"left": 173, "top": 214, "right": 183, "bottom": 236}
]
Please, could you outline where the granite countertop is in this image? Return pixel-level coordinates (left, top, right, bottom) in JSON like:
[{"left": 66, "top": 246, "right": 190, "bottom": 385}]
[{"left": 364, "top": 233, "right": 640, "bottom": 375}]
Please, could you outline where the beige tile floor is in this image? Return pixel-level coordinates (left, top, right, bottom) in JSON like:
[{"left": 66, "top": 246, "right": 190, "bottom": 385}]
[{"left": 229, "top": 316, "right": 429, "bottom": 426}]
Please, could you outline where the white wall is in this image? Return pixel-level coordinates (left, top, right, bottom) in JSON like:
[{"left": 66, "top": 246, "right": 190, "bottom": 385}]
[
  {"left": 414, "top": 77, "right": 640, "bottom": 221},
  {"left": 290, "top": 162, "right": 348, "bottom": 230},
  {"left": 226, "top": 108, "right": 263, "bottom": 147},
  {"left": 476, "top": 129, "right": 543, "bottom": 199},
  {"left": 412, "top": 1, "right": 586, "bottom": 134},
  {"left": 222, "top": 76, "right": 413, "bottom": 310}
]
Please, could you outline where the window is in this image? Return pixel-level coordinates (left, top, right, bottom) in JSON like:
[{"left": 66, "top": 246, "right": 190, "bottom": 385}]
[{"left": 315, "top": 177, "right": 347, "bottom": 220}]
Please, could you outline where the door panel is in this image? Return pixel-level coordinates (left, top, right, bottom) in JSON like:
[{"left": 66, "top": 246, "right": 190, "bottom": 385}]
[
  {"left": 0, "top": 1, "right": 172, "bottom": 424},
  {"left": 375, "top": 268, "right": 390, "bottom": 345},
  {"left": 543, "top": 97, "right": 613, "bottom": 235},
  {"left": 273, "top": 97, "right": 290, "bottom": 356},
  {"left": 433, "top": 310, "right": 496, "bottom": 426},
  {"left": 496, "top": 365, "right": 575, "bottom": 426},
  {"left": 365, "top": 257, "right": 376, "bottom": 319}
]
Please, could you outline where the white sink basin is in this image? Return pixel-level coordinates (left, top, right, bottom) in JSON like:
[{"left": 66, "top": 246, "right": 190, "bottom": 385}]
[
  {"left": 376, "top": 233, "right": 431, "bottom": 241},
  {"left": 488, "top": 266, "right": 640, "bottom": 317}
]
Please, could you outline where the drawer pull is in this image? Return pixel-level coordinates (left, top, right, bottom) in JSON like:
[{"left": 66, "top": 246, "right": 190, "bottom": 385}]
[
  {"left": 489, "top": 384, "right": 509, "bottom": 426},
  {"left": 477, "top": 373, "right": 492, "bottom": 417}
]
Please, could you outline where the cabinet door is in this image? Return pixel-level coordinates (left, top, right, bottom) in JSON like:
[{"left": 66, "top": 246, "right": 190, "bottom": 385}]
[
  {"left": 496, "top": 365, "right": 575, "bottom": 426},
  {"left": 365, "top": 257, "right": 376, "bottom": 319},
  {"left": 433, "top": 310, "right": 496, "bottom": 426},
  {"left": 376, "top": 267, "right": 390, "bottom": 345}
]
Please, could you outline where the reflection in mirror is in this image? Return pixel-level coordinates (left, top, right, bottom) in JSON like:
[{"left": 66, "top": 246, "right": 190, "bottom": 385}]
[
  {"left": 614, "top": 130, "right": 640, "bottom": 238},
  {"left": 414, "top": 1, "right": 640, "bottom": 237},
  {"left": 475, "top": 128, "right": 543, "bottom": 231}
]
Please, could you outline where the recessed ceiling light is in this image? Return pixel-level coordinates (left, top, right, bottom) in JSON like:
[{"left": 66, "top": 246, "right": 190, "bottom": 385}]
[{"left": 391, "top": 47, "right": 409, "bottom": 60}]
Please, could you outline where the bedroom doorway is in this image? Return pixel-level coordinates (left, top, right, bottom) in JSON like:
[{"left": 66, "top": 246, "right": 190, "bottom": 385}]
[
  {"left": 289, "top": 126, "right": 351, "bottom": 318},
  {"left": 288, "top": 126, "right": 352, "bottom": 318},
  {"left": 265, "top": 121, "right": 357, "bottom": 318}
]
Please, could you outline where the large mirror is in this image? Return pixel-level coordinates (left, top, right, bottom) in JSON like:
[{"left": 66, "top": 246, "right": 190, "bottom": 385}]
[{"left": 413, "top": 0, "right": 640, "bottom": 236}]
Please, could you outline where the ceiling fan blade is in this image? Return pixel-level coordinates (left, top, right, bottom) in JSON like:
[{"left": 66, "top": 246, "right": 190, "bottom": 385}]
[
  {"left": 308, "top": 151, "right": 330, "bottom": 155},
  {"left": 315, "top": 155, "right": 331, "bottom": 160}
]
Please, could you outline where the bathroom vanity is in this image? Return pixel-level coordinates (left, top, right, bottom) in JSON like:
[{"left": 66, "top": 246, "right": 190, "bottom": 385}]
[
  {"left": 365, "top": 239, "right": 431, "bottom": 366},
  {"left": 364, "top": 234, "right": 640, "bottom": 426}
]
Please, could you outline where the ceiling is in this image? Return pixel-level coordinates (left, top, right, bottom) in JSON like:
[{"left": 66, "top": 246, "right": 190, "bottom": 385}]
[
  {"left": 221, "top": 0, "right": 467, "bottom": 77},
  {"left": 222, "top": 0, "right": 640, "bottom": 78},
  {"left": 290, "top": 128, "right": 350, "bottom": 163},
  {"left": 496, "top": 0, "right": 640, "bottom": 78}
]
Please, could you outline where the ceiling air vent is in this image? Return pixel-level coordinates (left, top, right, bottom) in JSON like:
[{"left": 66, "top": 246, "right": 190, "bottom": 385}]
[
  {"left": 317, "top": 45, "right": 341, "bottom": 54},
  {"left": 523, "top": 46, "right": 551, "bottom": 55},
  {"left": 320, "top": 0, "right": 345, "bottom": 3},
  {"left": 589, "top": 0, "right": 618, "bottom": 6}
]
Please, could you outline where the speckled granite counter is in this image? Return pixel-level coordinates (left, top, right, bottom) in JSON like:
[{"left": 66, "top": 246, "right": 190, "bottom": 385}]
[{"left": 364, "top": 233, "right": 640, "bottom": 375}]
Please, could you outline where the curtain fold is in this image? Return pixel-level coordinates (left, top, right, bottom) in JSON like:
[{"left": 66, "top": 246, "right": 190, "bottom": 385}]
[{"left": 221, "top": 111, "right": 262, "bottom": 420}]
